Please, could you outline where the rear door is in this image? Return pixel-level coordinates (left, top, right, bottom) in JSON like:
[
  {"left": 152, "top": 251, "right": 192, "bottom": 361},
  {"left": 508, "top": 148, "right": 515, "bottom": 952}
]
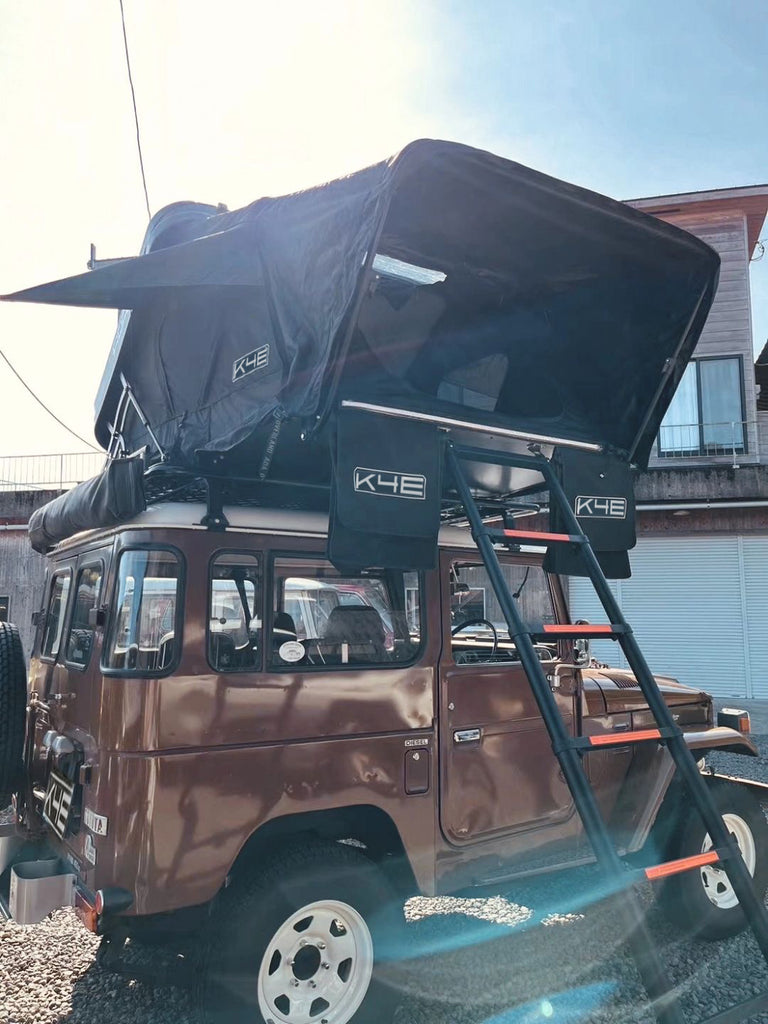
[{"left": 439, "top": 551, "right": 578, "bottom": 845}]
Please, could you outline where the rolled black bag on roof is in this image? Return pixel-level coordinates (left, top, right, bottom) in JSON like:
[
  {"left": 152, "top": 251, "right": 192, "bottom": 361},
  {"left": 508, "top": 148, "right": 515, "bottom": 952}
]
[{"left": 28, "top": 456, "right": 146, "bottom": 553}]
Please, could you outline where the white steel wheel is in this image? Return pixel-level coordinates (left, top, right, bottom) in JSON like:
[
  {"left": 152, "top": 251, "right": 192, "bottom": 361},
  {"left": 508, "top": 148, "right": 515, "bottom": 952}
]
[
  {"left": 258, "top": 899, "right": 374, "bottom": 1024},
  {"left": 699, "top": 812, "right": 757, "bottom": 911}
]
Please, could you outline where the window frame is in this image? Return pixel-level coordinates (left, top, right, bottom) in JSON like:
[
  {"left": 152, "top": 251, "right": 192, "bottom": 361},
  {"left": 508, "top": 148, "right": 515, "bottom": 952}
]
[
  {"left": 40, "top": 567, "right": 74, "bottom": 664},
  {"left": 101, "top": 543, "right": 186, "bottom": 678},
  {"left": 657, "top": 354, "right": 747, "bottom": 458},
  {"left": 62, "top": 558, "right": 106, "bottom": 673},
  {"left": 0, "top": 596, "right": 9, "bottom": 623},
  {"left": 268, "top": 551, "right": 426, "bottom": 672},
  {"left": 207, "top": 549, "right": 263, "bottom": 674}
]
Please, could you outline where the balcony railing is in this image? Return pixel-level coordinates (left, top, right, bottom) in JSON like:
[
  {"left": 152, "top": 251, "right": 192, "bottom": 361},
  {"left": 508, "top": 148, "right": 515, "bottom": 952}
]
[
  {"left": 655, "top": 421, "right": 755, "bottom": 465},
  {"left": 0, "top": 452, "right": 106, "bottom": 492}
]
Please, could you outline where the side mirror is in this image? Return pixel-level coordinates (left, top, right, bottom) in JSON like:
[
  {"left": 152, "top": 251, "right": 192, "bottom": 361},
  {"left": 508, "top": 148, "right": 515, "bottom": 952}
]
[{"left": 573, "top": 620, "right": 590, "bottom": 666}]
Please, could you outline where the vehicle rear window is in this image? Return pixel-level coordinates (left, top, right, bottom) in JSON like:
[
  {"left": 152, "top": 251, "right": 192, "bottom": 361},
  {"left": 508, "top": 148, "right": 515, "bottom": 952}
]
[
  {"left": 208, "top": 553, "right": 261, "bottom": 672},
  {"left": 104, "top": 549, "right": 182, "bottom": 675},
  {"left": 271, "top": 557, "right": 422, "bottom": 669},
  {"left": 41, "top": 570, "right": 72, "bottom": 661},
  {"left": 65, "top": 563, "right": 104, "bottom": 668}
]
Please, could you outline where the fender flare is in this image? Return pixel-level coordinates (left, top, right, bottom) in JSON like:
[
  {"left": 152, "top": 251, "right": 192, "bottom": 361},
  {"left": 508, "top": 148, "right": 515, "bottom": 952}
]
[{"left": 626, "top": 725, "right": 757, "bottom": 854}]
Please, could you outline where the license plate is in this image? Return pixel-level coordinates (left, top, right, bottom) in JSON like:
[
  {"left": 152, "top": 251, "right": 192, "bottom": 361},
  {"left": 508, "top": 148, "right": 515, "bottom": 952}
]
[{"left": 42, "top": 770, "right": 75, "bottom": 839}]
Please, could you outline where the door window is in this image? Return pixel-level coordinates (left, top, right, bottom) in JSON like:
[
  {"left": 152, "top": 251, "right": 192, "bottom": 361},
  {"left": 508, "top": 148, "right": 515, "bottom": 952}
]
[
  {"left": 65, "top": 563, "right": 104, "bottom": 669},
  {"left": 450, "top": 560, "right": 556, "bottom": 664},
  {"left": 41, "top": 571, "right": 72, "bottom": 661},
  {"left": 271, "top": 557, "right": 422, "bottom": 668},
  {"left": 104, "top": 549, "right": 182, "bottom": 674},
  {"left": 208, "top": 553, "right": 261, "bottom": 671}
]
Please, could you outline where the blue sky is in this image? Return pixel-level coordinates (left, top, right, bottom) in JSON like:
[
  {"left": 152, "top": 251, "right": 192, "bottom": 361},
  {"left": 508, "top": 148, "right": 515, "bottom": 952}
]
[{"left": 1, "top": 0, "right": 766, "bottom": 455}]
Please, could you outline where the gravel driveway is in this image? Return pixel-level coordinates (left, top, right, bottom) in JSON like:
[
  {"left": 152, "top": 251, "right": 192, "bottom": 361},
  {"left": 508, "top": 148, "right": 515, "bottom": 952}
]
[{"left": 4, "top": 703, "right": 768, "bottom": 1024}]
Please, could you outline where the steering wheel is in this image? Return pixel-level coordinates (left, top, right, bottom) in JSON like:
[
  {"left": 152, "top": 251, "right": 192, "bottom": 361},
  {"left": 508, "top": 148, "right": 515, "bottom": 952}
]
[{"left": 451, "top": 618, "right": 499, "bottom": 662}]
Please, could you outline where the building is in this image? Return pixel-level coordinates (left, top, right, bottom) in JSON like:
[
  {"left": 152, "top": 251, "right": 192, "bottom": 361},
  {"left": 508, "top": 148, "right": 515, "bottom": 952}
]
[{"left": 571, "top": 185, "right": 768, "bottom": 699}]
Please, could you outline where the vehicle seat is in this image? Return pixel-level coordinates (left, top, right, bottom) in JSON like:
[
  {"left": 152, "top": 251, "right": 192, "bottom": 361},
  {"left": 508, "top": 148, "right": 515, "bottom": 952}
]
[{"left": 322, "top": 606, "right": 387, "bottom": 664}]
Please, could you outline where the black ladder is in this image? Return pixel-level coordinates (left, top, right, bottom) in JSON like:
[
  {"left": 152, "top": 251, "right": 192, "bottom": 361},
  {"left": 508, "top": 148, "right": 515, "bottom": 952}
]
[{"left": 447, "top": 441, "right": 768, "bottom": 1024}]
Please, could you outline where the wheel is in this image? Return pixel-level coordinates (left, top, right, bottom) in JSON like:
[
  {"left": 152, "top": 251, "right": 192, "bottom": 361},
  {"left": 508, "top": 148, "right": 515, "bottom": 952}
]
[
  {"left": 0, "top": 622, "right": 27, "bottom": 807},
  {"left": 657, "top": 780, "right": 768, "bottom": 941},
  {"left": 199, "top": 840, "right": 403, "bottom": 1024}
]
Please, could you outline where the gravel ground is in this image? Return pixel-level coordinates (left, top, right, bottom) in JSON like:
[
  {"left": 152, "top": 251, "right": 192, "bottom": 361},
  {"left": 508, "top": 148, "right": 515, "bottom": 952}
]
[{"left": 3, "top": 702, "right": 768, "bottom": 1024}]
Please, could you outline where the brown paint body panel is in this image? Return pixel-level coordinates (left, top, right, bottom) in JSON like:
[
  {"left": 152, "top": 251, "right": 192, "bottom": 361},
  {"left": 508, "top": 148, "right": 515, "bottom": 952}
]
[{"left": 20, "top": 519, "right": 727, "bottom": 918}]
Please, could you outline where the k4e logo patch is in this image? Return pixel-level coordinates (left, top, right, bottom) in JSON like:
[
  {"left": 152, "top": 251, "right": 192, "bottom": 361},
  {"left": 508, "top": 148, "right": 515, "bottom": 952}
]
[
  {"left": 353, "top": 467, "right": 427, "bottom": 500},
  {"left": 232, "top": 344, "right": 270, "bottom": 382},
  {"left": 574, "top": 495, "right": 627, "bottom": 519}
]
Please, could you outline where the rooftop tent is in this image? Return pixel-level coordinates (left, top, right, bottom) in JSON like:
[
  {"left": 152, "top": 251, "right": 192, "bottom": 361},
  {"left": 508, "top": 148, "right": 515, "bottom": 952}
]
[{"left": 4, "top": 140, "right": 719, "bottom": 494}]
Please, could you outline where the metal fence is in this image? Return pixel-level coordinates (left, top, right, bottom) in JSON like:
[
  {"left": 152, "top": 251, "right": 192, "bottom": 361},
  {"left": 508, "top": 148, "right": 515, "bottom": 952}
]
[
  {"left": 0, "top": 452, "right": 106, "bottom": 492},
  {"left": 655, "top": 421, "right": 755, "bottom": 465}
]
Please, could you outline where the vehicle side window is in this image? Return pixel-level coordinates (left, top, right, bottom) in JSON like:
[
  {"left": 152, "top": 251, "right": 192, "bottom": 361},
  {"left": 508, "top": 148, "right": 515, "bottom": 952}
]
[
  {"left": 41, "top": 570, "right": 72, "bottom": 661},
  {"left": 450, "top": 560, "right": 557, "bottom": 665},
  {"left": 65, "top": 563, "right": 104, "bottom": 669},
  {"left": 271, "top": 557, "right": 423, "bottom": 669},
  {"left": 104, "top": 549, "right": 182, "bottom": 675},
  {"left": 208, "top": 553, "right": 261, "bottom": 672}
]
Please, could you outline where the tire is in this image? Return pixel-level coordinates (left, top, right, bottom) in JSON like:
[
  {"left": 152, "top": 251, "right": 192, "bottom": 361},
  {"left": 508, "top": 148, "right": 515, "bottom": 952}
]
[
  {"left": 199, "top": 840, "right": 403, "bottom": 1024},
  {"left": 657, "top": 780, "right": 768, "bottom": 941},
  {"left": 0, "top": 622, "right": 27, "bottom": 807}
]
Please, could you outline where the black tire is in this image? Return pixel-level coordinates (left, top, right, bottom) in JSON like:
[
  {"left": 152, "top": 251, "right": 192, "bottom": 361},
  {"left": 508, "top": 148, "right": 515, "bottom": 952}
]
[
  {"left": 657, "top": 780, "right": 768, "bottom": 941},
  {"left": 199, "top": 840, "right": 403, "bottom": 1024},
  {"left": 0, "top": 622, "right": 27, "bottom": 807}
]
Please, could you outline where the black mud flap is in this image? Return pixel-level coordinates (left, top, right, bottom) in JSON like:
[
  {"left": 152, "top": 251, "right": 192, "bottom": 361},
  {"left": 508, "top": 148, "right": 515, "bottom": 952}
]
[
  {"left": 544, "top": 448, "right": 636, "bottom": 579},
  {"left": 328, "top": 408, "right": 443, "bottom": 571}
]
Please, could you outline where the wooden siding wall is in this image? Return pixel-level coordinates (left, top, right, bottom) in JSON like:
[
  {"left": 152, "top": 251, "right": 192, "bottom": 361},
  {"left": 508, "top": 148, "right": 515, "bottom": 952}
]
[
  {"left": 0, "top": 529, "right": 46, "bottom": 658},
  {"left": 646, "top": 211, "right": 760, "bottom": 467}
]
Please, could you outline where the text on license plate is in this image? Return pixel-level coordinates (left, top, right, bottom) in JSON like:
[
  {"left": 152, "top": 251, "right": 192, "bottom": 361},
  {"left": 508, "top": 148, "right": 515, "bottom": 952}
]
[{"left": 43, "top": 770, "right": 75, "bottom": 839}]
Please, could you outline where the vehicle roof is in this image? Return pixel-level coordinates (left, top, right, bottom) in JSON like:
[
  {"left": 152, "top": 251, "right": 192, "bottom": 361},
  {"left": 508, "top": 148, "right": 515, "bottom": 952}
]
[{"left": 52, "top": 501, "right": 487, "bottom": 553}]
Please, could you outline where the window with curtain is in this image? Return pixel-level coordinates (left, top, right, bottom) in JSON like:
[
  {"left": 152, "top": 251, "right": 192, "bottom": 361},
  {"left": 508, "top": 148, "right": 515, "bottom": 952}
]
[{"left": 658, "top": 358, "right": 745, "bottom": 457}]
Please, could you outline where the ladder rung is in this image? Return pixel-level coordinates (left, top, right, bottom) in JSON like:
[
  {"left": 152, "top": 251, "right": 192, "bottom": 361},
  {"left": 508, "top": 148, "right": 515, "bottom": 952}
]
[
  {"left": 644, "top": 850, "right": 722, "bottom": 881},
  {"left": 540, "top": 623, "right": 625, "bottom": 637},
  {"left": 589, "top": 728, "right": 664, "bottom": 747},
  {"left": 487, "top": 528, "right": 585, "bottom": 545},
  {"left": 567, "top": 726, "right": 678, "bottom": 752}
]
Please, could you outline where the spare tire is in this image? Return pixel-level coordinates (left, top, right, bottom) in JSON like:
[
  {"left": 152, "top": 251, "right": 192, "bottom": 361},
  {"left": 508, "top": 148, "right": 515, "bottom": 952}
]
[{"left": 0, "top": 622, "right": 27, "bottom": 807}]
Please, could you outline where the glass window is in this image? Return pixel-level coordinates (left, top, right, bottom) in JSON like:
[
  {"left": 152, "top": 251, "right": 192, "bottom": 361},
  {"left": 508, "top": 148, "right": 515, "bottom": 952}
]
[
  {"left": 42, "top": 571, "right": 72, "bottom": 660},
  {"left": 65, "top": 564, "right": 104, "bottom": 668},
  {"left": 271, "top": 557, "right": 423, "bottom": 668},
  {"left": 209, "top": 553, "right": 261, "bottom": 672},
  {"left": 105, "top": 549, "right": 181, "bottom": 674},
  {"left": 450, "top": 560, "right": 556, "bottom": 665},
  {"left": 658, "top": 358, "right": 745, "bottom": 457}
]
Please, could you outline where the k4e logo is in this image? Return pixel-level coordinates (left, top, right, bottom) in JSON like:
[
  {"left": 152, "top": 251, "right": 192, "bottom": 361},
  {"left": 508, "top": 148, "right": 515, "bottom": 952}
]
[
  {"left": 232, "top": 344, "right": 270, "bottom": 382},
  {"left": 574, "top": 495, "right": 627, "bottom": 519},
  {"left": 353, "top": 467, "right": 427, "bottom": 500}
]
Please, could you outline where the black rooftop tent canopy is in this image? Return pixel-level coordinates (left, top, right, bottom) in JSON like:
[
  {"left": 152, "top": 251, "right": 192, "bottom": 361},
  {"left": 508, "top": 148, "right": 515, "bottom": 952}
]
[{"left": 5, "top": 139, "right": 719, "bottom": 512}]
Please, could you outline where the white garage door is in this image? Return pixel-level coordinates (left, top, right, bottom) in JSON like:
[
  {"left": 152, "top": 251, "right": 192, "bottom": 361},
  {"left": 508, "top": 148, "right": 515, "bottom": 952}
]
[{"left": 568, "top": 536, "right": 768, "bottom": 699}]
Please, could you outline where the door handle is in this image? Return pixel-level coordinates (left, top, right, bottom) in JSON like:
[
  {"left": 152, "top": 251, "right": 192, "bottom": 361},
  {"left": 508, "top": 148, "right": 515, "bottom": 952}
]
[{"left": 454, "top": 728, "right": 481, "bottom": 744}]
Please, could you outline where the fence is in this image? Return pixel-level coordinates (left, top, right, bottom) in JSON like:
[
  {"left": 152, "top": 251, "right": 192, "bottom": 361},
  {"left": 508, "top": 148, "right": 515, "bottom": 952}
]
[
  {"left": 655, "top": 421, "right": 756, "bottom": 466},
  {"left": 0, "top": 452, "right": 106, "bottom": 492}
]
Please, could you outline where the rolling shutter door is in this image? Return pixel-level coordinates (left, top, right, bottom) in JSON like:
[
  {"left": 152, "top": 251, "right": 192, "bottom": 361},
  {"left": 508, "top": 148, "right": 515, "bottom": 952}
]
[{"left": 568, "top": 536, "right": 759, "bottom": 699}]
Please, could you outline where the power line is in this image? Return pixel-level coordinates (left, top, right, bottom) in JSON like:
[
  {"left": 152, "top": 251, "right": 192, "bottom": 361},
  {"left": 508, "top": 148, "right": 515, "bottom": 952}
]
[
  {"left": 118, "top": 0, "right": 152, "bottom": 221},
  {"left": 0, "top": 348, "right": 101, "bottom": 452}
]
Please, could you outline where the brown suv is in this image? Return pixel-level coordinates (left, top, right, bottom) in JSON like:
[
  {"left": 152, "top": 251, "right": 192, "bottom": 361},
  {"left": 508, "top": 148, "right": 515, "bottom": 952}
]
[
  {"left": 2, "top": 138, "right": 765, "bottom": 1024},
  {"left": 1, "top": 501, "right": 766, "bottom": 1024}
]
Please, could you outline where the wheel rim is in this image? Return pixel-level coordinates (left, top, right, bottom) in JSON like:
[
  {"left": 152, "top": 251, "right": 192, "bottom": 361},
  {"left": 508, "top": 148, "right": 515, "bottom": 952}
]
[
  {"left": 700, "top": 813, "right": 757, "bottom": 911},
  {"left": 257, "top": 899, "right": 374, "bottom": 1024}
]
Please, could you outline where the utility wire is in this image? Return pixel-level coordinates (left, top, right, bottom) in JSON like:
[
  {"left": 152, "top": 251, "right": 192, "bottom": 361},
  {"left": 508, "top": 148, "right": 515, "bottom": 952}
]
[
  {"left": 0, "top": 348, "right": 100, "bottom": 452},
  {"left": 118, "top": 0, "right": 152, "bottom": 221}
]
